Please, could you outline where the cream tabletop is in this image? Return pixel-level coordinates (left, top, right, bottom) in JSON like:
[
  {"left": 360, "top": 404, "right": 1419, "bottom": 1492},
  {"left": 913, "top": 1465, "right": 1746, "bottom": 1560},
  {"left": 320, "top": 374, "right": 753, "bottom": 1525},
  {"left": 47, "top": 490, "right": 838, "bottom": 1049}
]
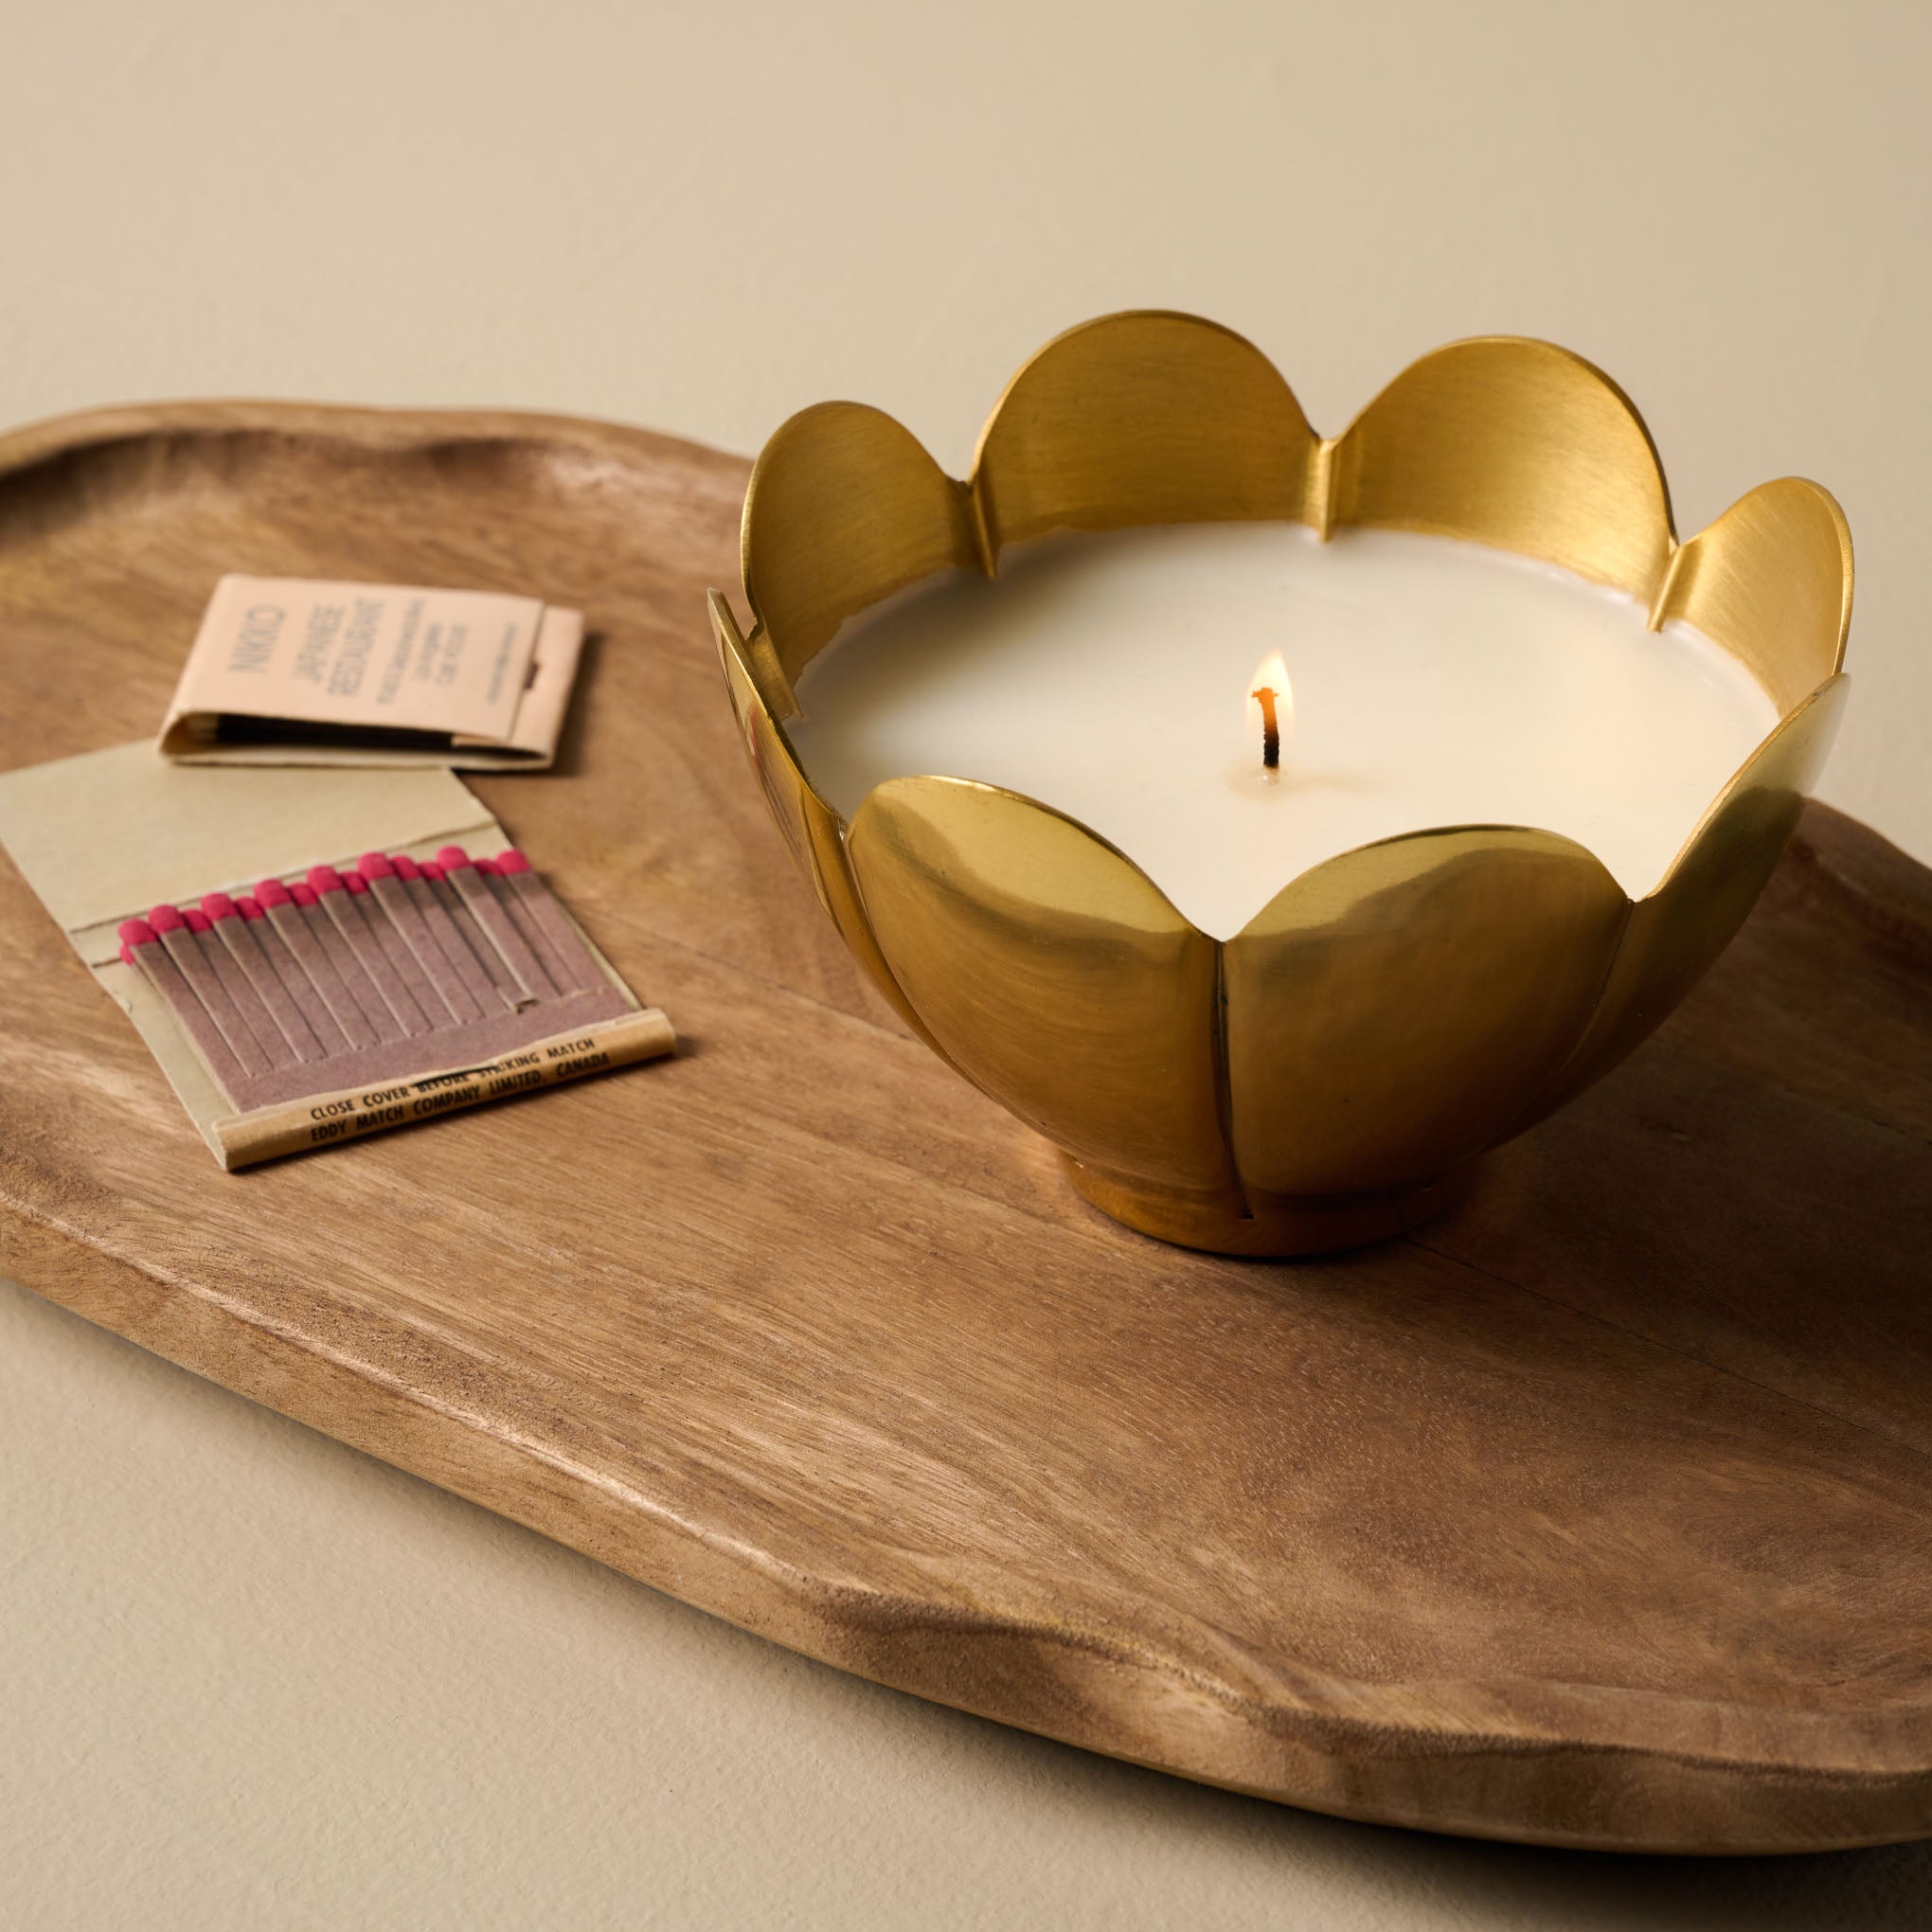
[{"left": 4, "top": 2, "right": 1929, "bottom": 1924}]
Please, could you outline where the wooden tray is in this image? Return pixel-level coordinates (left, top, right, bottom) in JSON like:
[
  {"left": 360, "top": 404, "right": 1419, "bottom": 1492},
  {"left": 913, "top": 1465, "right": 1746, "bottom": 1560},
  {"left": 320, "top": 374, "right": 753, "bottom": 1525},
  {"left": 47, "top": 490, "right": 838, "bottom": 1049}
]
[{"left": 3, "top": 402, "right": 1929, "bottom": 1855}]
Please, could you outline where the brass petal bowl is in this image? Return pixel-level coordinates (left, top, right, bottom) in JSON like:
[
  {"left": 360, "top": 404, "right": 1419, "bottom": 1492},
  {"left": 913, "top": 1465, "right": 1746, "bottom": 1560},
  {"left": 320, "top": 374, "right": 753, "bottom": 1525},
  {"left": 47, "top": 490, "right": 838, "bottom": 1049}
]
[{"left": 710, "top": 313, "right": 1851, "bottom": 1254}]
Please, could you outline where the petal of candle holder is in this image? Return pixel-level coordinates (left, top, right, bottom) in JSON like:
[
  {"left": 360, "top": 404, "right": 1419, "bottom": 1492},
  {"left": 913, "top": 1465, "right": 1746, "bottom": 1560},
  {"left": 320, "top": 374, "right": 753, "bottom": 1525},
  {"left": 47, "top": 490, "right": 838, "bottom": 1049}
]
[
  {"left": 1330, "top": 336, "right": 1674, "bottom": 599},
  {"left": 1512, "top": 674, "right": 1850, "bottom": 1132},
  {"left": 970, "top": 311, "right": 1320, "bottom": 555},
  {"left": 742, "top": 402, "right": 979, "bottom": 689},
  {"left": 1654, "top": 477, "right": 1852, "bottom": 714},
  {"left": 1224, "top": 828, "right": 1629, "bottom": 1201},
  {"left": 713, "top": 593, "right": 948, "bottom": 1056},
  {"left": 847, "top": 775, "right": 1244, "bottom": 1214}
]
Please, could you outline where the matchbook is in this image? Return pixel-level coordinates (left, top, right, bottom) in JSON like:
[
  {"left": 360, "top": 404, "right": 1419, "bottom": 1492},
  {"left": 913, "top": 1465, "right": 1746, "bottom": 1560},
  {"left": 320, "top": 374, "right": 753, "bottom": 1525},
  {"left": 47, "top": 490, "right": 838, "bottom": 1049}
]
[{"left": 0, "top": 743, "right": 672, "bottom": 1169}]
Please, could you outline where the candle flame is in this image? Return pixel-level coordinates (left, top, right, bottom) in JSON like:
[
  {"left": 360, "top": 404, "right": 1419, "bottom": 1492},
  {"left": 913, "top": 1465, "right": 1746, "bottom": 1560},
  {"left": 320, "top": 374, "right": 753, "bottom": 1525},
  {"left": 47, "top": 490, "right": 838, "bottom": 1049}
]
[{"left": 1245, "top": 652, "right": 1294, "bottom": 738}]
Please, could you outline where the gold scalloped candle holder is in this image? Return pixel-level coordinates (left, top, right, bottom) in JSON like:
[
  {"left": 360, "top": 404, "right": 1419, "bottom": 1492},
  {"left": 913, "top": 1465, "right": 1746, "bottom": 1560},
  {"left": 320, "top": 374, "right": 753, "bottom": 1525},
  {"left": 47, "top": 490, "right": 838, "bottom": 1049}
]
[{"left": 709, "top": 313, "right": 1852, "bottom": 1256}]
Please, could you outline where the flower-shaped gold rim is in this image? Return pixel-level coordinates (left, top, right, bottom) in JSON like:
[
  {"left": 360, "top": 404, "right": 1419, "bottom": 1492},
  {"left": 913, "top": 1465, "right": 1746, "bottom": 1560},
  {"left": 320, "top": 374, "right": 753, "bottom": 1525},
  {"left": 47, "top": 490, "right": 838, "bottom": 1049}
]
[{"left": 709, "top": 312, "right": 1852, "bottom": 1253}]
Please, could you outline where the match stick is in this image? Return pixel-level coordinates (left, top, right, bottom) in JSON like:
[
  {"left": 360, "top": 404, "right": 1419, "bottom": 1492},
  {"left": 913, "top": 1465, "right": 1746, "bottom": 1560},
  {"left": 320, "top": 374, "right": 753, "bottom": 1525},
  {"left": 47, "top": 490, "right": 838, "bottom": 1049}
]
[
  {"left": 476, "top": 855, "right": 563, "bottom": 1000},
  {"left": 473, "top": 854, "right": 549, "bottom": 967},
  {"left": 436, "top": 847, "right": 549, "bottom": 1004},
  {"left": 291, "top": 879, "right": 404, "bottom": 1042},
  {"left": 119, "top": 920, "right": 249, "bottom": 1097},
  {"left": 205, "top": 892, "right": 326, "bottom": 1062},
  {"left": 395, "top": 852, "right": 509, "bottom": 1012},
  {"left": 361, "top": 852, "right": 488, "bottom": 1022},
  {"left": 236, "top": 894, "right": 349, "bottom": 1053},
  {"left": 493, "top": 850, "right": 606, "bottom": 994},
  {"left": 420, "top": 858, "right": 521, "bottom": 1004},
  {"left": 261, "top": 878, "right": 385, "bottom": 1048},
  {"left": 183, "top": 905, "right": 297, "bottom": 1069},
  {"left": 310, "top": 865, "right": 436, "bottom": 1035},
  {"left": 345, "top": 866, "right": 450, "bottom": 1026},
  {"left": 149, "top": 903, "right": 275, "bottom": 1077}
]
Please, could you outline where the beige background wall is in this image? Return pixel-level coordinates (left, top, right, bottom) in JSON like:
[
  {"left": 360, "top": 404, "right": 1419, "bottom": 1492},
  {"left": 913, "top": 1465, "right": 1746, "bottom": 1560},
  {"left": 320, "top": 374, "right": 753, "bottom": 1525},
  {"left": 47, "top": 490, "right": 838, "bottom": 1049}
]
[{"left": 3, "top": 3, "right": 1928, "bottom": 1925}]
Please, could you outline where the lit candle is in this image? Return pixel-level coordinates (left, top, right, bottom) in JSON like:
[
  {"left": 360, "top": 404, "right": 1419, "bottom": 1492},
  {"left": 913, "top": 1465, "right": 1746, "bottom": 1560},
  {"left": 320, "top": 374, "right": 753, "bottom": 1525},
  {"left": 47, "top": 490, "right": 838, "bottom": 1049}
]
[{"left": 785, "top": 524, "right": 1780, "bottom": 942}]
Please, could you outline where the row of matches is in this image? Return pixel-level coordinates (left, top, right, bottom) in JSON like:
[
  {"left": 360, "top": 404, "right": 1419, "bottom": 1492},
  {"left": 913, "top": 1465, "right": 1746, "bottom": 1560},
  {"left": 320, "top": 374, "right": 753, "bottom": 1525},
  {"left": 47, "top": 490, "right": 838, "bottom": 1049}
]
[{"left": 116, "top": 848, "right": 630, "bottom": 1111}]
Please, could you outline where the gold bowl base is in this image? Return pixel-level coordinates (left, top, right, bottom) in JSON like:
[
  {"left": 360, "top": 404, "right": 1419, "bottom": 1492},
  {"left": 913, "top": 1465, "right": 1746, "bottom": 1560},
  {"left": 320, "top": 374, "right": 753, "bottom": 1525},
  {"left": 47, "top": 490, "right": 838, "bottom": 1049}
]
[{"left": 1061, "top": 1157, "right": 1476, "bottom": 1258}]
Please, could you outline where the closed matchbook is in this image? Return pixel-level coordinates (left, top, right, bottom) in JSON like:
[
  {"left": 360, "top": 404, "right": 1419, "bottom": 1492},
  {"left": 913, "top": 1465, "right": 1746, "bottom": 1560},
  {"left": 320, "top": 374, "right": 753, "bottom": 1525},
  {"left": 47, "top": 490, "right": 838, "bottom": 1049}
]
[
  {"left": 158, "top": 575, "right": 585, "bottom": 769},
  {"left": 0, "top": 742, "right": 672, "bottom": 1169}
]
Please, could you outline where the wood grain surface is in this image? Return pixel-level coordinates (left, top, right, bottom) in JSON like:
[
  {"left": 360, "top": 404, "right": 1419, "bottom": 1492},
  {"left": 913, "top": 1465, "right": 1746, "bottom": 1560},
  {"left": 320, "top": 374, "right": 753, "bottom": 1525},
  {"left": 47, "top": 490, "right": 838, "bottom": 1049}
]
[{"left": 2, "top": 402, "right": 1929, "bottom": 1853}]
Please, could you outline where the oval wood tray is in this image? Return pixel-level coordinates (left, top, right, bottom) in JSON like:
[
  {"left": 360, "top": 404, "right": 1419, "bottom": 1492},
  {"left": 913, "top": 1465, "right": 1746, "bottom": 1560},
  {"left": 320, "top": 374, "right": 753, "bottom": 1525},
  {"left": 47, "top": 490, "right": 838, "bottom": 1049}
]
[{"left": 2, "top": 402, "right": 1929, "bottom": 1854}]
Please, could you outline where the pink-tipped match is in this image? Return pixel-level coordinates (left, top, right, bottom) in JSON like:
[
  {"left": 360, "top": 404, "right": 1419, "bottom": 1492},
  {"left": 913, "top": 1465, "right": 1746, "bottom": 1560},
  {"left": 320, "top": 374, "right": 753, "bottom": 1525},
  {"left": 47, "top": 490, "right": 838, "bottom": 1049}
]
[
  {"left": 119, "top": 941, "right": 136, "bottom": 968},
  {"left": 343, "top": 869, "right": 368, "bottom": 895},
  {"left": 203, "top": 892, "right": 240, "bottom": 921},
  {"left": 308, "top": 865, "right": 345, "bottom": 894},
  {"left": 237, "top": 896, "right": 266, "bottom": 921},
  {"left": 184, "top": 907, "right": 212, "bottom": 934},
  {"left": 494, "top": 849, "right": 531, "bottom": 875},
  {"left": 359, "top": 851, "right": 396, "bottom": 880},
  {"left": 290, "top": 882, "right": 319, "bottom": 908},
  {"left": 256, "top": 877, "right": 294, "bottom": 908},
  {"left": 435, "top": 846, "right": 473, "bottom": 869},
  {"left": 474, "top": 857, "right": 499, "bottom": 876},
  {"left": 420, "top": 860, "right": 445, "bottom": 883},
  {"left": 149, "top": 903, "right": 187, "bottom": 934},
  {"left": 392, "top": 853, "right": 422, "bottom": 883},
  {"left": 118, "top": 918, "right": 158, "bottom": 947}
]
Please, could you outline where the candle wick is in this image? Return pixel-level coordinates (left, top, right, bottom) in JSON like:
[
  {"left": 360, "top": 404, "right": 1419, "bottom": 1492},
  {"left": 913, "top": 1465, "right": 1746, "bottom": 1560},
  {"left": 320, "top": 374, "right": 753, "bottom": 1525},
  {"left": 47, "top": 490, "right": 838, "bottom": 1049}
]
[{"left": 1252, "top": 687, "right": 1280, "bottom": 770}]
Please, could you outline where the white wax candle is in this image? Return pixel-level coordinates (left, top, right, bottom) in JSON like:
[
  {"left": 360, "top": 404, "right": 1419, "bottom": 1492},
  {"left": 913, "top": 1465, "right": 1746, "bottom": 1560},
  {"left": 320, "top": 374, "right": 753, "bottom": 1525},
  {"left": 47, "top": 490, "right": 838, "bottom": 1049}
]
[{"left": 786, "top": 525, "right": 1780, "bottom": 941}]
